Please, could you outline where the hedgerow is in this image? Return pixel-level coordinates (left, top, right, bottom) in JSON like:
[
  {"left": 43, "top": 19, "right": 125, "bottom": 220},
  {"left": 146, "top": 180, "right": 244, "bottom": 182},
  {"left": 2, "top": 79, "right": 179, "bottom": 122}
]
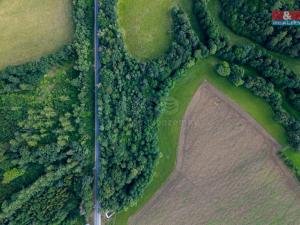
[
  {"left": 219, "top": 0, "right": 300, "bottom": 57},
  {"left": 0, "top": 47, "right": 73, "bottom": 94}
]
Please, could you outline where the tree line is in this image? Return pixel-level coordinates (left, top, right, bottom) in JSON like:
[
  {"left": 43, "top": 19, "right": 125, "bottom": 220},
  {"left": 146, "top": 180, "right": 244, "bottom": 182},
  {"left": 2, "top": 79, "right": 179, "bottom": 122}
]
[
  {"left": 219, "top": 0, "right": 300, "bottom": 58},
  {"left": 0, "top": 46, "right": 72, "bottom": 94},
  {"left": 193, "top": 0, "right": 300, "bottom": 150}
]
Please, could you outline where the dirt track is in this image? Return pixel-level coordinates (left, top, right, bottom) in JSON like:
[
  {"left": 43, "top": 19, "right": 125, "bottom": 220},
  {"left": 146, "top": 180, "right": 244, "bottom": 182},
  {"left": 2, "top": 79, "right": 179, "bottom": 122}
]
[{"left": 129, "top": 82, "right": 300, "bottom": 225}]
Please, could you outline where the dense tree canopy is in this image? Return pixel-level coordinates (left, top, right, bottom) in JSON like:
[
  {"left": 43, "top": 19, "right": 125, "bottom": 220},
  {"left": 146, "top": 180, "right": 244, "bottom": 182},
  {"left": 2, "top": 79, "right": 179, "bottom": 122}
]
[
  {"left": 0, "top": 47, "right": 72, "bottom": 94},
  {"left": 0, "top": 0, "right": 94, "bottom": 224},
  {"left": 98, "top": 0, "right": 203, "bottom": 211},
  {"left": 219, "top": 0, "right": 300, "bottom": 57}
]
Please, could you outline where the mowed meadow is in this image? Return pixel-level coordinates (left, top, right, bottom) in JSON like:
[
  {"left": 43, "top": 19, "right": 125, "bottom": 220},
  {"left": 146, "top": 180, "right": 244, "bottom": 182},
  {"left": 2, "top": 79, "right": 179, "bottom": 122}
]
[
  {"left": 115, "top": 0, "right": 300, "bottom": 224},
  {"left": 117, "top": 0, "right": 199, "bottom": 60},
  {"left": 0, "top": 0, "right": 74, "bottom": 68},
  {"left": 117, "top": 0, "right": 174, "bottom": 59}
]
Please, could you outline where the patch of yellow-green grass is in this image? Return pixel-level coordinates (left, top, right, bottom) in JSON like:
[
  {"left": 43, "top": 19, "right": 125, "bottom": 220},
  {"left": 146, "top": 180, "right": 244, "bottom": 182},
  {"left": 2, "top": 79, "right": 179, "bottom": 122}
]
[
  {"left": 0, "top": 0, "right": 74, "bottom": 68},
  {"left": 117, "top": 0, "right": 176, "bottom": 60},
  {"left": 117, "top": 0, "right": 202, "bottom": 60},
  {"left": 282, "top": 147, "right": 300, "bottom": 169}
]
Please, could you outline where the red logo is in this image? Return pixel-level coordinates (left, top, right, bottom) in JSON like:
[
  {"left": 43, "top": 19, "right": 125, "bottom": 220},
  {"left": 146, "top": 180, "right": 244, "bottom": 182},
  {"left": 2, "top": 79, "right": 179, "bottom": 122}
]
[{"left": 272, "top": 11, "right": 300, "bottom": 20}]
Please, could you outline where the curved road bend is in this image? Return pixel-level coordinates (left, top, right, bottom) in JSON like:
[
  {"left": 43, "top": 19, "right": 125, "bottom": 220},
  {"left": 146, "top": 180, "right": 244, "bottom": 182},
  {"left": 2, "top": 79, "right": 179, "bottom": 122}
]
[{"left": 94, "top": 0, "right": 101, "bottom": 224}]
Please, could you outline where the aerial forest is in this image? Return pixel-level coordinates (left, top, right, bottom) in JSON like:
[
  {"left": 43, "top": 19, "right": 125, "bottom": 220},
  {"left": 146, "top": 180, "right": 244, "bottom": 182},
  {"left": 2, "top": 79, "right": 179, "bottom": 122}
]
[
  {"left": 1, "top": 0, "right": 300, "bottom": 223},
  {"left": 0, "top": 0, "right": 94, "bottom": 224},
  {"left": 98, "top": 0, "right": 300, "bottom": 215}
]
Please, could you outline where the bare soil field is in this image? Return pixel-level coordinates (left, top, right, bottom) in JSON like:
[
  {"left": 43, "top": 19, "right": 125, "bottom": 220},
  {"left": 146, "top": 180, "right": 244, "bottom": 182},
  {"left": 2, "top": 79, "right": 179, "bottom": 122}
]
[{"left": 129, "top": 82, "right": 300, "bottom": 225}]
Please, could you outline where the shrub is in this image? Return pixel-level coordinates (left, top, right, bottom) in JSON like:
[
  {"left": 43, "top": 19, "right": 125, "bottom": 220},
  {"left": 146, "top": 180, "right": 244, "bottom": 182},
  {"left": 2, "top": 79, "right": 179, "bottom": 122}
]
[
  {"left": 216, "top": 61, "right": 231, "bottom": 77},
  {"left": 2, "top": 168, "right": 25, "bottom": 184}
]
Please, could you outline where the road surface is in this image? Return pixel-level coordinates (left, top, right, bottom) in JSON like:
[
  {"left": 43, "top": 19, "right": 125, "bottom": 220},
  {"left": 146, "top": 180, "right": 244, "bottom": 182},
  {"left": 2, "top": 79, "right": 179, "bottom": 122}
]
[{"left": 94, "top": 0, "right": 101, "bottom": 224}]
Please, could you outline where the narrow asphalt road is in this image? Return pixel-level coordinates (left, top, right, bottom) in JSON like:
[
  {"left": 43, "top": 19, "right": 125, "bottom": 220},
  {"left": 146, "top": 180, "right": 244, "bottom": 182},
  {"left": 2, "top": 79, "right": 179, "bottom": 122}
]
[{"left": 94, "top": 0, "right": 101, "bottom": 224}]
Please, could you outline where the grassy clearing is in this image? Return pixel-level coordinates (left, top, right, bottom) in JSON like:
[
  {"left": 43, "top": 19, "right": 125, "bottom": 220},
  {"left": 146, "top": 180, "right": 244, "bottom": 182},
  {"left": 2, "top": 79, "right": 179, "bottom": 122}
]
[
  {"left": 117, "top": 0, "right": 175, "bottom": 59},
  {"left": 0, "top": 0, "right": 73, "bottom": 68},
  {"left": 115, "top": 0, "right": 299, "bottom": 224},
  {"left": 117, "top": 0, "right": 201, "bottom": 60}
]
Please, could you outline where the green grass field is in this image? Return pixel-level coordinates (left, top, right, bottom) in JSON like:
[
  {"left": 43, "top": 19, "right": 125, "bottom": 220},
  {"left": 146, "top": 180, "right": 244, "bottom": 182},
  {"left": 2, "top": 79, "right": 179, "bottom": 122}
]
[
  {"left": 118, "top": 0, "right": 175, "bottom": 59},
  {"left": 115, "top": 0, "right": 300, "bottom": 224},
  {"left": 117, "top": 0, "right": 203, "bottom": 60},
  {"left": 0, "top": 0, "right": 73, "bottom": 68}
]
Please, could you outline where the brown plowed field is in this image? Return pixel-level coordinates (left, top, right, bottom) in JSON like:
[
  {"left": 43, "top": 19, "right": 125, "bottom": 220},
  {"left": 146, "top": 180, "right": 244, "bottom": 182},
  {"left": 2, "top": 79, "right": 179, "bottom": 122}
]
[{"left": 129, "top": 82, "right": 300, "bottom": 225}]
